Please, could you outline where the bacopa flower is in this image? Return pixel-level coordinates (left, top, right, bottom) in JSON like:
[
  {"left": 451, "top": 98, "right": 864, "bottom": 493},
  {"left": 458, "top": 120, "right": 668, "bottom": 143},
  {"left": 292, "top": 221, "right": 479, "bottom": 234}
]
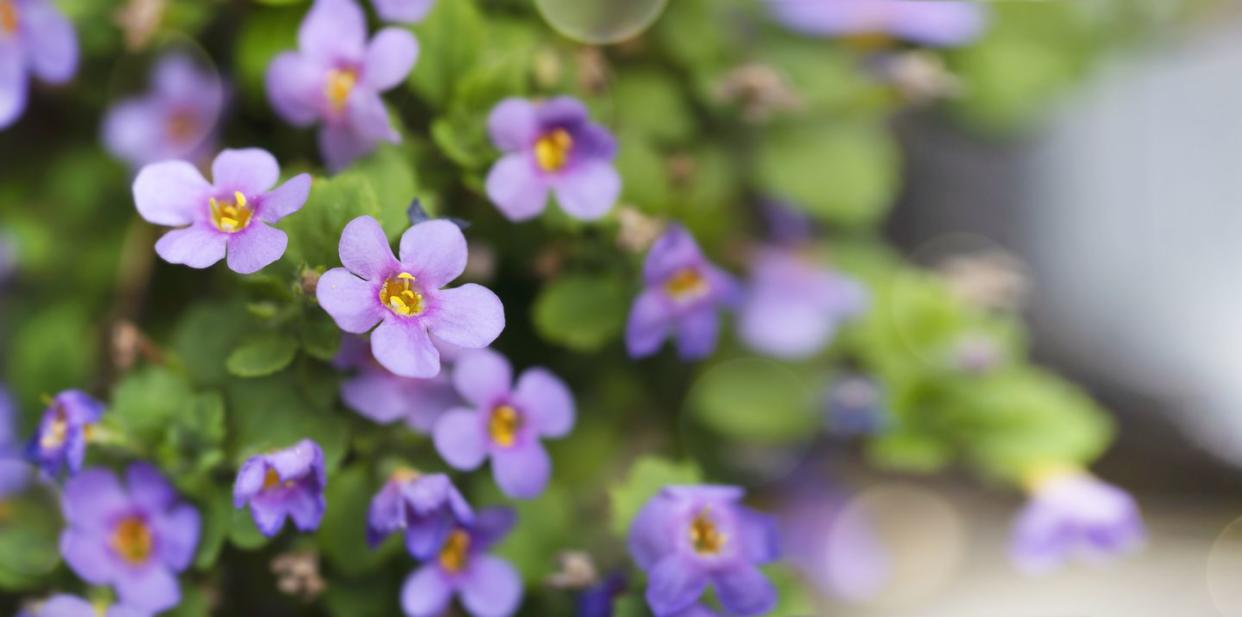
[
  {"left": 266, "top": 0, "right": 417, "bottom": 171},
  {"left": 317, "top": 216, "right": 505, "bottom": 379},
  {"left": 372, "top": 0, "right": 434, "bottom": 23},
  {"left": 765, "top": 0, "right": 987, "bottom": 47},
  {"left": 0, "top": 0, "right": 78, "bottom": 129},
  {"left": 102, "top": 53, "right": 225, "bottom": 168},
  {"left": 20, "top": 594, "right": 146, "bottom": 617},
  {"left": 400, "top": 507, "right": 523, "bottom": 617},
  {"left": 0, "top": 385, "right": 29, "bottom": 498},
  {"left": 628, "top": 486, "right": 780, "bottom": 617},
  {"left": 433, "top": 348, "right": 575, "bottom": 499},
  {"left": 60, "top": 463, "right": 200, "bottom": 613},
  {"left": 367, "top": 469, "right": 473, "bottom": 558},
  {"left": 737, "top": 247, "right": 866, "bottom": 359},
  {"left": 28, "top": 389, "right": 103, "bottom": 478},
  {"left": 485, "top": 96, "right": 620, "bottom": 222},
  {"left": 233, "top": 439, "right": 327, "bottom": 537},
  {"left": 1011, "top": 468, "right": 1145, "bottom": 573},
  {"left": 776, "top": 477, "right": 888, "bottom": 602},
  {"left": 626, "top": 224, "right": 739, "bottom": 361},
  {"left": 335, "top": 335, "right": 462, "bottom": 432}
]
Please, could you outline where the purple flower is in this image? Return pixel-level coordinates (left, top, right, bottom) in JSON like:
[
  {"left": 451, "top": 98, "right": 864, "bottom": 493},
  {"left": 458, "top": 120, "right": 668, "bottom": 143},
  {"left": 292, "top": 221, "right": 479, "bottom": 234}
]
[
  {"left": 628, "top": 485, "right": 780, "bottom": 617},
  {"left": 233, "top": 439, "right": 327, "bottom": 537},
  {"left": 367, "top": 469, "right": 473, "bottom": 557},
  {"left": 1011, "top": 469, "right": 1145, "bottom": 573},
  {"left": 776, "top": 479, "right": 888, "bottom": 602},
  {"left": 576, "top": 574, "right": 626, "bottom": 617},
  {"left": 765, "top": 0, "right": 987, "bottom": 47},
  {"left": 266, "top": 0, "right": 417, "bottom": 171},
  {"left": 22, "top": 594, "right": 147, "bottom": 617},
  {"left": 738, "top": 247, "right": 866, "bottom": 359},
  {"left": 0, "top": 0, "right": 77, "bottom": 129},
  {"left": 59, "top": 463, "right": 200, "bottom": 613},
  {"left": 484, "top": 96, "right": 620, "bottom": 222},
  {"left": 625, "top": 224, "right": 739, "bottom": 361},
  {"left": 28, "top": 390, "right": 103, "bottom": 478},
  {"left": 317, "top": 216, "right": 505, "bottom": 378},
  {"left": 400, "top": 507, "right": 523, "bottom": 617},
  {"left": 0, "top": 385, "right": 30, "bottom": 497},
  {"left": 102, "top": 54, "right": 225, "bottom": 168},
  {"left": 335, "top": 335, "right": 462, "bottom": 432},
  {"left": 372, "top": 0, "right": 434, "bottom": 23},
  {"left": 133, "top": 148, "right": 310, "bottom": 274},
  {"left": 432, "top": 349, "right": 575, "bottom": 499}
]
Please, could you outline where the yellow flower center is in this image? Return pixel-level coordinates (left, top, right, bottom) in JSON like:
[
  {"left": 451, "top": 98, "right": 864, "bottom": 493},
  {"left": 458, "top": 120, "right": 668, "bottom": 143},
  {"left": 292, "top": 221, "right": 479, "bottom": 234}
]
[
  {"left": 325, "top": 68, "right": 358, "bottom": 113},
  {"left": 379, "top": 272, "right": 426, "bottom": 316},
  {"left": 488, "top": 404, "right": 522, "bottom": 447},
  {"left": 110, "top": 516, "right": 154, "bottom": 565},
  {"left": 0, "top": 1, "right": 18, "bottom": 35},
  {"left": 843, "top": 32, "right": 893, "bottom": 52},
  {"left": 209, "top": 191, "right": 254, "bottom": 233},
  {"left": 389, "top": 467, "right": 421, "bottom": 484},
  {"left": 689, "top": 510, "right": 726, "bottom": 556},
  {"left": 664, "top": 267, "right": 709, "bottom": 301},
  {"left": 39, "top": 410, "right": 68, "bottom": 450},
  {"left": 534, "top": 129, "right": 574, "bottom": 172},
  {"left": 438, "top": 529, "right": 471, "bottom": 573}
]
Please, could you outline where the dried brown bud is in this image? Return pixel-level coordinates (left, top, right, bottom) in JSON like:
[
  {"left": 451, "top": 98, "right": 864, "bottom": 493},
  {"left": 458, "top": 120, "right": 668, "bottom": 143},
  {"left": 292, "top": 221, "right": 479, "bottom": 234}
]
[
  {"left": 544, "top": 551, "right": 599, "bottom": 589},
  {"left": 300, "top": 269, "right": 322, "bottom": 297},
  {"left": 114, "top": 0, "right": 165, "bottom": 52},
  {"left": 271, "top": 550, "right": 326, "bottom": 601},
  {"left": 713, "top": 63, "right": 804, "bottom": 123}
]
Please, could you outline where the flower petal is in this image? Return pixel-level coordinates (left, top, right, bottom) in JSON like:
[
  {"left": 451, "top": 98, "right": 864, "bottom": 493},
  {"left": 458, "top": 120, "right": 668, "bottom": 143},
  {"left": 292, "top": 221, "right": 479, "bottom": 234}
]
[
  {"left": 372, "top": 316, "right": 441, "bottom": 378},
  {"left": 512, "top": 368, "right": 574, "bottom": 438},
  {"left": 0, "top": 43, "right": 27, "bottom": 129},
  {"left": 398, "top": 219, "right": 467, "bottom": 287},
  {"left": 258, "top": 173, "right": 311, "bottom": 223},
  {"left": 625, "top": 289, "right": 672, "bottom": 359},
  {"left": 299, "top": 0, "right": 367, "bottom": 63},
  {"left": 460, "top": 555, "right": 523, "bottom": 617},
  {"left": 627, "top": 495, "right": 677, "bottom": 571},
  {"left": 338, "top": 215, "right": 398, "bottom": 279},
  {"left": 114, "top": 565, "right": 180, "bottom": 612},
  {"left": 226, "top": 222, "right": 287, "bottom": 274},
  {"left": 341, "top": 372, "right": 410, "bottom": 424},
  {"left": 551, "top": 160, "right": 620, "bottom": 220},
  {"left": 101, "top": 98, "right": 163, "bottom": 167},
  {"left": 401, "top": 565, "right": 453, "bottom": 617},
  {"left": 126, "top": 462, "right": 175, "bottom": 512},
  {"left": 133, "top": 161, "right": 210, "bottom": 226},
  {"left": 363, "top": 28, "right": 418, "bottom": 91},
  {"left": 451, "top": 348, "right": 512, "bottom": 408},
  {"left": 347, "top": 89, "right": 399, "bottom": 143},
  {"left": 485, "top": 154, "right": 549, "bottom": 221},
  {"left": 212, "top": 148, "right": 279, "bottom": 194},
  {"left": 712, "top": 563, "right": 777, "bottom": 617},
  {"left": 491, "top": 441, "right": 550, "bottom": 500},
  {"left": 317, "top": 268, "right": 385, "bottom": 333},
  {"left": 266, "top": 52, "right": 324, "bottom": 127},
  {"left": 40, "top": 595, "right": 96, "bottom": 617},
  {"left": 738, "top": 288, "right": 832, "bottom": 359},
  {"left": 21, "top": 0, "right": 78, "bottom": 83},
  {"left": 433, "top": 408, "right": 487, "bottom": 470},
  {"left": 487, "top": 98, "right": 538, "bottom": 152},
  {"left": 155, "top": 504, "right": 201, "bottom": 571},
  {"left": 318, "top": 121, "right": 377, "bottom": 173},
  {"left": 674, "top": 308, "right": 719, "bottom": 360},
  {"left": 59, "top": 529, "right": 114, "bottom": 584},
  {"left": 646, "top": 556, "right": 707, "bottom": 617},
  {"left": 373, "top": 0, "right": 435, "bottom": 23},
  {"left": 427, "top": 284, "right": 505, "bottom": 349},
  {"left": 286, "top": 485, "right": 326, "bottom": 531},
  {"left": 155, "top": 225, "right": 227, "bottom": 269},
  {"left": 738, "top": 509, "right": 781, "bottom": 565},
  {"left": 643, "top": 224, "right": 704, "bottom": 285}
]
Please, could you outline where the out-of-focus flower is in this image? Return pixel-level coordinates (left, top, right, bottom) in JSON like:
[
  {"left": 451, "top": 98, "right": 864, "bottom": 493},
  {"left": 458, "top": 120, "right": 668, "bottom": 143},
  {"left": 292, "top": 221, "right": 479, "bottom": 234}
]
[
  {"left": 28, "top": 390, "right": 103, "bottom": 478},
  {"left": 765, "top": 0, "right": 987, "bottom": 47},
  {"left": 738, "top": 248, "right": 866, "bottom": 359},
  {"left": 628, "top": 486, "right": 780, "bottom": 617},
  {"left": 335, "top": 336, "right": 462, "bottom": 431},
  {"left": 132, "top": 148, "right": 311, "bottom": 274},
  {"left": 271, "top": 550, "right": 326, "bottom": 600},
  {"left": 575, "top": 572, "right": 625, "bottom": 617},
  {"left": 776, "top": 478, "right": 888, "bottom": 602},
  {"left": 371, "top": 0, "right": 433, "bottom": 24},
  {"left": 484, "top": 96, "right": 620, "bottom": 222},
  {"left": 626, "top": 224, "right": 739, "bottom": 361},
  {"left": 266, "top": 0, "right": 417, "bottom": 171},
  {"left": 367, "top": 469, "right": 473, "bottom": 558},
  {"left": 433, "top": 348, "right": 574, "bottom": 499},
  {"left": 400, "top": 507, "right": 523, "bottom": 617},
  {"left": 21, "top": 594, "right": 148, "bottom": 617},
  {"left": 823, "top": 373, "right": 887, "bottom": 436},
  {"left": 317, "top": 216, "right": 505, "bottom": 378},
  {"left": 0, "top": 385, "right": 29, "bottom": 497},
  {"left": 233, "top": 439, "right": 327, "bottom": 537},
  {"left": 60, "top": 464, "right": 200, "bottom": 613},
  {"left": 0, "top": 0, "right": 78, "bottom": 129},
  {"left": 1011, "top": 466, "right": 1145, "bottom": 573},
  {"left": 102, "top": 54, "right": 224, "bottom": 168}
]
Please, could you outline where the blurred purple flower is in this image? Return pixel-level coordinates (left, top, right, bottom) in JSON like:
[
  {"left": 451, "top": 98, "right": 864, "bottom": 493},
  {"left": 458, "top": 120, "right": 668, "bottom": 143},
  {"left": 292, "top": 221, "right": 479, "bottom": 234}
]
[
  {"left": 102, "top": 54, "right": 225, "bottom": 168},
  {"left": 335, "top": 336, "right": 462, "bottom": 431},
  {"left": 372, "top": 0, "right": 434, "bottom": 23},
  {"left": 367, "top": 469, "right": 473, "bottom": 557},
  {"left": 317, "top": 216, "right": 505, "bottom": 378},
  {"left": 0, "top": 0, "right": 78, "bottom": 129},
  {"left": 233, "top": 439, "right": 326, "bottom": 537},
  {"left": 132, "top": 148, "right": 311, "bottom": 274},
  {"left": 626, "top": 224, "right": 739, "bottom": 361},
  {"left": 738, "top": 248, "right": 866, "bottom": 359},
  {"left": 765, "top": 0, "right": 987, "bottom": 47},
  {"left": 628, "top": 485, "right": 780, "bottom": 617},
  {"left": 28, "top": 390, "right": 103, "bottom": 478},
  {"left": 485, "top": 96, "right": 620, "bottom": 221},
  {"left": 576, "top": 573, "right": 627, "bottom": 617},
  {"left": 0, "top": 385, "right": 30, "bottom": 497},
  {"left": 60, "top": 463, "right": 200, "bottom": 613},
  {"left": 776, "top": 479, "right": 888, "bottom": 602},
  {"left": 22, "top": 595, "right": 148, "bottom": 617},
  {"left": 266, "top": 0, "right": 417, "bottom": 171},
  {"left": 433, "top": 348, "right": 574, "bottom": 499},
  {"left": 1011, "top": 470, "right": 1145, "bottom": 573},
  {"left": 400, "top": 507, "right": 523, "bottom": 617}
]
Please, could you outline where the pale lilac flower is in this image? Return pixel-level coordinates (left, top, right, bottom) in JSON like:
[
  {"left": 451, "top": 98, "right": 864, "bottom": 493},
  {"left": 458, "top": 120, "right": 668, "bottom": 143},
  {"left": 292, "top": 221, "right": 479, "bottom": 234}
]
[
  {"left": 628, "top": 486, "right": 780, "bottom": 617},
  {"left": 102, "top": 54, "right": 225, "bottom": 168},
  {"left": 22, "top": 594, "right": 147, "bottom": 617},
  {"left": 0, "top": 385, "right": 29, "bottom": 497},
  {"left": 485, "top": 96, "right": 620, "bottom": 221},
  {"left": 433, "top": 348, "right": 574, "bottom": 499},
  {"left": 372, "top": 0, "right": 434, "bottom": 23},
  {"left": 132, "top": 148, "right": 311, "bottom": 274},
  {"left": 233, "top": 439, "right": 326, "bottom": 537},
  {"left": 0, "top": 0, "right": 78, "bottom": 129},
  {"left": 400, "top": 507, "right": 523, "bottom": 617},
  {"left": 266, "top": 0, "right": 418, "bottom": 171},
  {"left": 335, "top": 336, "right": 461, "bottom": 431},
  {"left": 765, "top": 0, "right": 987, "bottom": 47},
  {"left": 776, "top": 478, "right": 888, "bottom": 602},
  {"left": 28, "top": 389, "right": 103, "bottom": 478},
  {"left": 1011, "top": 470, "right": 1145, "bottom": 573},
  {"left": 59, "top": 464, "right": 200, "bottom": 613},
  {"left": 317, "top": 216, "right": 505, "bottom": 379},
  {"left": 626, "top": 224, "right": 739, "bottom": 360},
  {"left": 366, "top": 469, "right": 473, "bottom": 557}
]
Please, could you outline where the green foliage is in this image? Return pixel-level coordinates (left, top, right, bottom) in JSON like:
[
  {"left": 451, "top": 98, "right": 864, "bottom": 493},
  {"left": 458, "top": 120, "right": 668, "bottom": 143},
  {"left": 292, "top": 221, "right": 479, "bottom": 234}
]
[
  {"left": 227, "top": 333, "right": 300, "bottom": 378},
  {"left": 0, "top": 492, "right": 61, "bottom": 590},
  {"left": 609, "top": 457, "right": 702, "bottom": 536},
  {"left": 282, "top": 174, "right": 383, "bottom": 268},
  {"left": 409, "top": 0, "right": 487, "bottom": 107},
  {"left": 5, "top": 303, "right": 96, "bottom": 412},
  {"left": 688, "top": 358, "right": 822, "bottom": 445},
  {"left": 532, "top": 274, "right": 630, "bottom": 352}
]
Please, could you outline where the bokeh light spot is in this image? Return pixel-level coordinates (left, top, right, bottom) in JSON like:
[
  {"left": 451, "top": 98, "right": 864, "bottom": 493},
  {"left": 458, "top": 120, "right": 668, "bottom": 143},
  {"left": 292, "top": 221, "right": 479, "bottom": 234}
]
[{"left": 534, "top": 0, "right": 669, "bottom": 45}]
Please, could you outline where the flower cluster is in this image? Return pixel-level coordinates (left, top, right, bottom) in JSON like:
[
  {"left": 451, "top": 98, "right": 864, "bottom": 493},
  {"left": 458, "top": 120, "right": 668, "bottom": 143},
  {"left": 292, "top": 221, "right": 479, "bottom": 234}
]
[
  {"left": 28, "top": 389, "right": 102, "bottom": 478},
  {"left": 102, "top": 54, "right": 225, "bottom": 168},
  {"left": 234, "top": 439, "right": 328, "bottom": 537}
]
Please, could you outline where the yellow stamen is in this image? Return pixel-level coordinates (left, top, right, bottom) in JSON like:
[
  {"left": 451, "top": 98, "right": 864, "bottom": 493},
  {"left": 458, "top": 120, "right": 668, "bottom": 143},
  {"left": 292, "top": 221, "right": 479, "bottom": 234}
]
[
  {"left": 689, "top": 510, "right": 726, "bottom": 556},
  {"left": 0, "top": 1, "right": 17, "bottom": 35},
  {"left": 438, "top": 529, "right": 471, "bottom": 573},
  {"left": 109, "top": 516, "right": 154, "bottom": 565},
  {"left": 325, "top": 68, "right": 358, "bottom": 113},
  {"left": 379, "top": 272, "right": 426, "bottom": 317},
  {"left": 534, "top": 128, "right": 574, "bottom": 172},
  {"left": 262, "top": 468, "right": 283, "bottom": 490},
  {"left": 389, "top": 467, "right": 421, "bottom": 484},
  {"left": 843, "top": 32, "right": 893, "bottom": 52},
  {"left": 664, "top": 267, "right": 708, "bottom": 301},
  {"left": 488, "top": 405, "right": 522, "bottom": 448},
  {"left": 39, "top": 412, "right": 68, "bottom": 450},
  {"left": 209, "top": 191, "right": 254, "bottom": 233},
  {"left": 1022, "top": 462, "right": 1084, "bottom": 494}
]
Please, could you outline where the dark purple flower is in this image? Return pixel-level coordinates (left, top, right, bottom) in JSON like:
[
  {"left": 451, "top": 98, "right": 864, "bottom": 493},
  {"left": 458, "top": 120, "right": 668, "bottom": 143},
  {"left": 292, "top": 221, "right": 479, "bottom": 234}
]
[
  {"left": 28, "top": 390, "right": 103, "bottom": 478},
  {"left": 765, "top": 0, "right": 987, "bottom": 47},
  {"left": 1011, "top": 469, "right": 1144, "bottom": 573},
  {"left": 367, "top": 469, "right": 473, "bottom": 558},
  {"left": 335, "top": 335, "right": 462, "bottom": 431},
  {"left": 628, "top": 485, "right": 780, "bottom": 617},
  {"left": 625, "top": 224, "right": 739, "bottom": 361},
  {"left": 132, "top": 148, "right": 311, "bottom": 274},
  {"left": 0, "top": 0, "right": 78, "bottom": 129},
  {"left": 59, "top": 463, "right": 200, "bottom": 613},
  {"left": 372, "top": 0, "right": 434, "bottom": 23},
  {"left": 485, "top": 97, "right": 620, "bottom": 221},
  {"left": 576, "top": 573, "right": 626, "bottom": 617},
  {"left": 0, "top": 384, "right": 29, "bottom": 497},
  {"left": 233, "top": 439, "right": 327, "bottom": 537},
  {"left": 433, "top": 349, "right": 575, "bottom": 499},
  {"left": 400, "top": 507, "right": 523, "bottom": 617},
  {"left": 738, "top": 247, "right": 866, "bottom": 359},
  {"left": 317, "top": 216, "right": 505, "bottom": 379},
  {"left": 22, "top": 594, "right": 148, "bottom": 617},
  {"left": 102, "top": 54, "right": 225, "bottom": 168},
  {"left": 266, "top": 0, "right": 417, "bottom": 171}
]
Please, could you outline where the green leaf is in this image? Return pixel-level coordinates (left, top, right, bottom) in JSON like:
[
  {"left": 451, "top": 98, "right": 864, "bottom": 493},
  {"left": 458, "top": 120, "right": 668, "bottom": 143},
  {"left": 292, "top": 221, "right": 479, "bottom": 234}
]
[
  {"left": 532, "top": 274, "right": 630, "bottom": 352},
  {"left": 107, "top": 366, "right": 196, "bottom": 445},
  {"left": 173, "top": 301, "right": 256, "bottom": 387},
  {"left": 282, "top": 173, "right": 383, "bottom": 268},
  {"left": 194, "top": 489, "right": 232, "bottom": 571},
  {"left": 0, "top": 492, "right": 61, "bottom": 590},
  {"left": 5, "top": 303, "right": 95, "bottom": 411},
  {"left": 234, "top": 6, "right": 302, "bottom": 106},
  {"left": 687, "top": 359, "right": 821, "bottom": 444},
  {"left": 608, "top": 457, "right": 702, "bottom": 535},
  {"left": 227, "top": 370, "right": 350, "bottom": 470},
  {"left": 228, "top": 506, "right": 270, "bottom": 550},
  {"left": 318, "top": 466, "right": 398, "bottom": 577},
  {"left": 409, "top": 0, "right": 485, "bottom": 107},
  {"left": 488, "top": 484, "right": 573, "bottom": 584},
  {"left": 867, "top": 428, "right": 954, "bottom": 474},
  {"left": 300, "top": 310, "right": 342, "bottom": 362},
  {"left": 613, "top": 69, "right": 695, "bottom": 144},
  {"left": 159, "top": 391, "right": 227, "bottom": 488},
  {"left": 348, "top": 144, "right": 422, "bottom": 228},
  {"left": 227, "top": 333, "right": 299, "bottom": 378}
]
